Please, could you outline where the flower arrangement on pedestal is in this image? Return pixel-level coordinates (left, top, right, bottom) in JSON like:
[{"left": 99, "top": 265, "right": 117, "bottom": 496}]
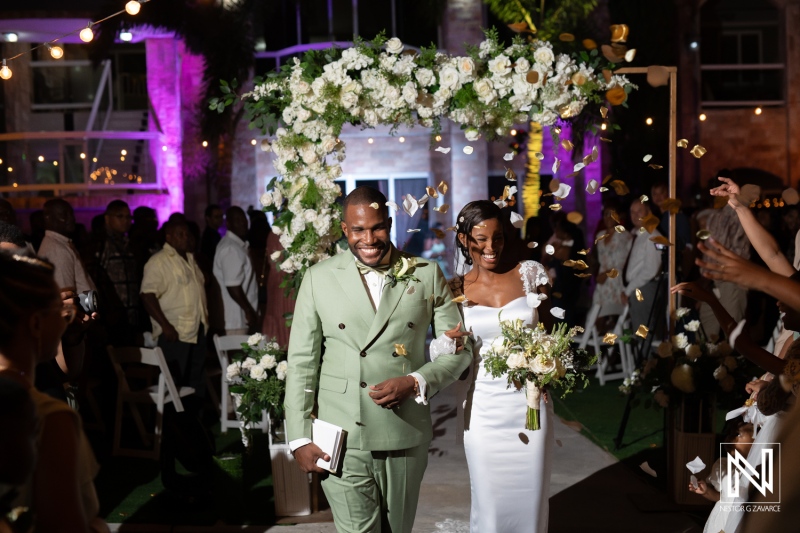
[
  {"left": 619, "top": 308, "right": 756, "bottom": 412},
  {"left": 211, "top": 29, "right": 636, "bottom": 292},
  {"left": 225, "top": 333, "right": 288, "bottom": 446}
]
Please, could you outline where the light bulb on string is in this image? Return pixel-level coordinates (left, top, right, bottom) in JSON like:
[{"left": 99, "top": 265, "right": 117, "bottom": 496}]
[
  {"left": 125, "top": 0, "right": 142, "bottom": 15},
  {"left": 0, "top": 60, "right": 12, "bottom": 80},
  {"left": 47, "top": 44, "right": 64, "bottom": 59},
  {"left": 80, "top": 23, "right": 94, "bottom": 43}
]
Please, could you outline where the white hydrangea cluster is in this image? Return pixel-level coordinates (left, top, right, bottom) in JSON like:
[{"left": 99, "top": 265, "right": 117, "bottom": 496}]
[{"left": 245, "top": 33, "right": 634, "bottom": 281}]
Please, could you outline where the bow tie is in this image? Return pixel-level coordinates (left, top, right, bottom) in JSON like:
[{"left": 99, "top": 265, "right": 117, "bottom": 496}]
[{"left": 356, "top": 261, "right": 391, "bottom": 277}]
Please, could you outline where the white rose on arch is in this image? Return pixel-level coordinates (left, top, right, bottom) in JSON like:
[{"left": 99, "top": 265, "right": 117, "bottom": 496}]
[
  {"left": 488, "top": 54, "right": 512, "bottom": 76},
  {"left": 439, "top": 66, "right": 460, "bottom": 90},
  {"left": 386, "top": 37, "right": 404, "bottom": 54},
  {"left": 457, "top": 57, "right": 475, "bottom": 79},
  {"left": 415, "top": 68, "right": 434, "bottom": 87},
  {"left": 259, "top": 192, "right": 273, "bottom": 207}
]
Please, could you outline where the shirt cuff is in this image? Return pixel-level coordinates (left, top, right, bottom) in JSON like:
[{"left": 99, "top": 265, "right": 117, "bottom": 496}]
[
  {"left": 289, "top": 437, "right": 312, "bottom": 453},
  {"left": 410, "top": 372, "right": 428, "bottom": 405}
]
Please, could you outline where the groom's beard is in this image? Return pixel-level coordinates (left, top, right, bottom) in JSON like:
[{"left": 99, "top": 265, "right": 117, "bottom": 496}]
[{"left": 352, "top": 242, "right": 391, "bottom": 266}]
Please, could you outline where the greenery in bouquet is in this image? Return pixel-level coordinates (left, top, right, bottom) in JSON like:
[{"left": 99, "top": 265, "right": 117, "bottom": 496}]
[
  {"left": 210, "top": 29, "right": 636, "bottom": 292},
  {"left": 620, "top": 308, "right": 758, "bottom": 411},
  {"left": 483, "top": 316, "right": 597, "bottom": 429},
  {"left": 225, "top": 333, "right": 288, "bottom": 435}
]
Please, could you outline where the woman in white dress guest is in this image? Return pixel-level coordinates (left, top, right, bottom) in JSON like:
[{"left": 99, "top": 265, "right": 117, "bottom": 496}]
[
  {"left": 592, "top": 205, "right": 633, "bottom": 332},
  {"left": 433, "top": 200, "right": 554, "bottom": 533}
]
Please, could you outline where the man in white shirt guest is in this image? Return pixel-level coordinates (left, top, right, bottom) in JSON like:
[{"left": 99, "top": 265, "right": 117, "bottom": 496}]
[
  {"left": 38, "top": 198, "right": 96, "bottom": 293},
  {"left": 623, "top": 199, "right": 663, "bottom": 336},
  {"left": 213, "top": 206, "right": 259, "bottom": 335},
  {"left": 140, "top": 219, "right": 208, "bottom": 398}
]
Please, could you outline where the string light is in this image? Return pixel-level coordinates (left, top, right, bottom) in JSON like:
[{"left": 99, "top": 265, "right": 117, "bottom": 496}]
[
  {"left": 162, "top": 145, "right": 167, "bottom": 151},
  {"left": 645, "top": 117, "right": 653, "bottom": 125},
  {"left": 120, "top": 31, "right": 133, "bottom": 42},
  {"left": 755, "top": 107, "right": 763, "bottom": 115},
  {"left": 699, "top": 113, "right": 707, "bottom": 121},
  {"left": 202, "top": 141, "right": 208, "bottom": 147},
  {"left": 121, "top": 149, "right": 127, "bottom": 155},
  {"left": 45, "top": 44, "right": 64, "bottom": 59},
  {"left": 79, "top": 153, "right": 86, "bottom": 159},
  {"left": 0, "top": 60, "right": 11, "bottom": 80},
  {"left": 79, "top": 23, "right": 94, "bottom": 43},
  {"left": 399, "top": 136, "right": 405, "bottom": 143},
  {"left": 7, "top": 167, "right": 12, "bottom": 172},
  {"left": 435, "top": 135, "right": 442, "bottom": 142},
  {"left": 367, "top": 138, "right": 374, "bottom": 144},
  {"left": 125, "top": 0, "right": 142, "bottom": 15},
  {"left": 600, "top": 123, "right": 607, "bottom": 130},
  {"left": 250, "top": 139, "right": 257, "bottom": 145},
  {"left": 53, "top": 161, "right": 58, "bottom": 166},
  {"left": 510, "top": 129, "right": 517, "bottom": 136},
  {"left": 38, "top": 156, "right": 44, "bottom": 162}
]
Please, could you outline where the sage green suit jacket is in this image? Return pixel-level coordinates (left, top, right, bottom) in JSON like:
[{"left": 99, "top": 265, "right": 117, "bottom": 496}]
[{"left": 284, "top": 247, "right": 471, "bottom": 451}]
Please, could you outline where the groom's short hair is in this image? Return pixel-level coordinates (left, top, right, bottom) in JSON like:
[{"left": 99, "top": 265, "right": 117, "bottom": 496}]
[{"left": 343, "top": 186, "right": 389, "bottom": 220}]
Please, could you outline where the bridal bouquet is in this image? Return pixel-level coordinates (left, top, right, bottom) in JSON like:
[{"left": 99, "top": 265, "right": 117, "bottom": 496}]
[
  {"left": 483, "top": 318, "right": 596, "bottom": 430},
  {"left": 226, "top": 333, "right": 288, "bottom": 440}
]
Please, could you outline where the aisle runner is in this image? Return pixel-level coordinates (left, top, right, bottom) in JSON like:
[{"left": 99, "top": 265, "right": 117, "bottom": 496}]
[{"left": 433, "top": 519, "right": 470, "bottom": 532}]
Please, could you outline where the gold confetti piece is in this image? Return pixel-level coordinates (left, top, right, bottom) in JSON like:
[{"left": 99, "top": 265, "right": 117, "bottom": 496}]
[
  {"left": 595, "top": 233, "right": 610, "bottom": 244},
  {"left": 526, "top": 71, "right": 540, "bottom": 84},
  {"left": 640, "top": 213, "right": 661, "bottom": 234},
  {"left": 600, "top": 106, "right": 608, "bottom": 119},
  {"left": 507, "top": 21, "right": 533, "bottom": 33},
  {"left": 394, "top": 343, "right": 408, "bottom": 356},
  {"left": 650, "top": 235, "right": 672, "bottom": 246},
  {"left": 610, "top": 24, "right": 629, "bottom": 43},
  {"left": 577, "top": 248, "right": 590, "bottom": 255},
  {"left": 445, "top": 226, "right": 457, "bottom": 232},
  {"left": 601, "top": 44, "right": 623, "bottom": 64},
  {"left": 583, "top": 38, "right": 597, "bottom": 50},
  {"left": 614, "top": 225, "right": 626, "bottom": 233},
  {"left": 677, "top": 139, "right": 689, "bottom": 148},
  {"left": 599, "top": 186, "right": 609, "bottom": 192},
  {"left": 406, "top": 285, "right": 416, "bottom": 295},
  {"left": 563, "top": 259, "right": 576, "bottom": 268},
  {"left": 553, "top": 126, "right": 562, "bottom": 135},
  {"left": 606, "top": 268, "right": 619, "bottom": 278},
  {"left": 660, "top": 198, "right": 682, "bottom": 214},
  {"left": 643, "top": 154, "right": 653, "bottom": 163},
  {"left": 426, "top": 186, "right": 439, "bottom": 199},
  {"left": 369, "top": 202, "right": 380, "bottom": 209},
  {"left": 635, "top": 325, "right": 649, "bottom": 339},
  {"left": 690, "top": 145, "right": 707, "bottom": 158},
  {"left": 696, "top": 229, "right": 711, "bottom": 240},
  {"left": 649, "top": 163, "right": 663, "bottom": 170},
  {"left": 581, "top": 155, "right": 592, "bottom": 167},
  {"left": 635, "top": 288, "right": 644, "bottom": 302},
  {"left": 610, "top": 180, "right": 630, "bottom": 195},
  {"left": 452, "top": 295, "right": 468, "bottom": 304},
  {"left": 407, "top": 228, "right": 421, "bottom": 233},
  {"left": 575, "top": 273, "right": 593, "bottom": 278},
  {"left": 573, "top": 260, "right": 589, "bottom": 270},
  {"left": 438, "top": 181, "right": 448, "bottom": 195},
  {"left": 639, "top": 226, "right": 647, "bottom": 234},
  {"left": 603, "top": 174, "right": 613, "bottom": 184},
  {"left": 599, "top": 137, "right": 612, "bottom": 143},
  {"left": 150, "top": 493, "right": 157, "bottom": 497},
  {"left": 610, "top": 210, "right": 621, "bottom": 224},
  {"left": 433, "top": 204, "right": 450, "bottom": 214},
  {"left": 474, "top": 224, "right": 487, "bottom": 229},
  {"left": 559, "top": 33, "right": 575, "bottom": 42},
  {"left": 603, "top": 332, "right": 618, "bottom": 345},
  {"left": 549, "top": 204, "right": 562, "bottom": 211},
  {"left": 561, "top": 139, "right": 574, "bottom": 151},
  {"left": 120, "top": 512, "right": 129, "bottom": 517},
  {"left": 432, "top": 228, "right": 445, "bottom": 239},
  {"left": 463, "top": 146, "right": 474, "bottom": 155},
  {"left": 624, "top": 48, "right": 637, "bottom": 62},
  {"left": 505, "top": 167, "right": 517, "bottom": 181},
  {"left": 640, "top": 194, "right": 649, "bottom": 202},
  {"left": 566, "top": 211, "right": 583, "bottom": 225},
  {"left": 606, "top": 86, "right": 627, "bottom": 105}
]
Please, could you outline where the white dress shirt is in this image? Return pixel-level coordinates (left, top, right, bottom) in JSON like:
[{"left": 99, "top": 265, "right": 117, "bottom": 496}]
[
  {"left": 623, "top": 229, "right": 662, "bottom": 296},
  {"left": 213, "top": 232, "right": 258, "bottom": 331},
  {"left": 38, "top": 230, "right": 96, "bottom": 293}
]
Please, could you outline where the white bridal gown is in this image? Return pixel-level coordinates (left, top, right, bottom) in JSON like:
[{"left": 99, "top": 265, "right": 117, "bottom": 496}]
[{"left": 462, "top": 261, "right": 554, "bottom": 533}]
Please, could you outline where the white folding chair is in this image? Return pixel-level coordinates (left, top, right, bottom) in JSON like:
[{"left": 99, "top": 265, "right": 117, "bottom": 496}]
[
  {"left": 213, "top": 334, "right": 269, "bottom": 434},
  {"left": 108, "top": 345, "right": 195, "bottom": 460},
  {"left": 591, "top": 304, "right": 635, "bottom": 385}
]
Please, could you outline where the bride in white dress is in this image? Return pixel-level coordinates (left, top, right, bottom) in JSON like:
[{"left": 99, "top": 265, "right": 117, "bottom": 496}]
[{"left": 434, "top": 200, "right": 554, "bottom": 533}]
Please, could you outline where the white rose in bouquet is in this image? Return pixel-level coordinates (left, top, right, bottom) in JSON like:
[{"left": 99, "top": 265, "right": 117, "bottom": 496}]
[
  {"left": 672, "top": 333, "right": 689, "bottom": 350},
  {"left": 250, "top": 365, "right": 267, "bottom": 381},
  {"left": 272, "top": 189, "right": 283, "bottom": 206},
  {"left": 386, "top": 37, "right": 404, "bottom": 54},
  {"left": 242, "top": 357, "right": 257, "bottom": 370},
  {"left": 490, "top": 336, "right": 506, "bottom": 355},
  {"left": 514, "top": 57, "right": 531, "bottom": 74},
  {"left": 247, "top": 333, "right": 264, "bottom": 347},
  {"left": 276, "top": 361, "right": 288, "bottom": 381},
  {"left": 530, "top": 355, "right": 557, "bottom": 375},
  {"left": 534, "top": 46, "right": 554, "bottom": 66},
  {"left": 685, "top": 320, "right": 701, "bottom": 332},
  {"left": 303, "top": 209, "right": 318, "bottom": 223},
  {"left": 259, "top": 354, "right": 277, "bottom": 370},
  {"left": 488, "top": 54, "right": 512, "bottom": 76},
  {"left": 506, "top": 349, "right": 527, "bottom": 370},
  {"left": 279, "top": 258, "right": 295, "bottom": 272},
  {"left": 226, "top": 362, "right": 241, "bottom": 381},
  {"left": 685, "top": 344, "right": 702, "bottom": 360}
]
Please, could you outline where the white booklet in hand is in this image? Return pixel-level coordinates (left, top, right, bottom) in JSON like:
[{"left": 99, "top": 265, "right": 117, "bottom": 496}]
[{"left": 312, "top": 418, "right": 345, "bottom": 472}]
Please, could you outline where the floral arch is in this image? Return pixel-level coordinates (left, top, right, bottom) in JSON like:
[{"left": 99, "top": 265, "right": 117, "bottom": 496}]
[{"left": 212, "top": 30, "right": 635, "bottom": 294}]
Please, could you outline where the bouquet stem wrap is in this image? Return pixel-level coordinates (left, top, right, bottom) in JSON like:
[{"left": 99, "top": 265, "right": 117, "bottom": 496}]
[{"left": 525, "top": 380, "right": 541, "bottom": 431}]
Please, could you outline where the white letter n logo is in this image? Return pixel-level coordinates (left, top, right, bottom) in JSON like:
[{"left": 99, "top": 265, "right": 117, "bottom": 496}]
[{"left": 727, "top": 449, "right": 774, "bottom": 499}]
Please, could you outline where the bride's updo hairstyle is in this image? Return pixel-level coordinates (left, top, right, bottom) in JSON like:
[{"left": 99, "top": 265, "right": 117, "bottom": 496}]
[{"left": 455, "top": 200, "right": 503, "bottom": 268}]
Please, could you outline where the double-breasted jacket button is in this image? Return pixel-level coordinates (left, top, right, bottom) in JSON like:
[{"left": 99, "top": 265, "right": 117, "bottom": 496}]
[
  {"left": 392, "top": 351, "right": 398, "bottom": 357},
  {"left": 339, "top": 323, "right": 346, "bottom": 329},
  {"left": 407, "top": 322, "right": 414, "bottom": 328},
  {"left": 360, "top": 381, "right": 367, "bottom": 388},
  {"left": 360, "top": 350, "right": 367, "bottom": 357}
]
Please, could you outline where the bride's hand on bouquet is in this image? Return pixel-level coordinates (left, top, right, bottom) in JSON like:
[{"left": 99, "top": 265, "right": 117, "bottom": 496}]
[{"left": 444, "top": 321, "right": 470, "bottom": 353}]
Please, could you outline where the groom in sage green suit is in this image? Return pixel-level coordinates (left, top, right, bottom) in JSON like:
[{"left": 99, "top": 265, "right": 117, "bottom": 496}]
[{"left": 285, "top": 186, "right": 471, "bottom": 533}]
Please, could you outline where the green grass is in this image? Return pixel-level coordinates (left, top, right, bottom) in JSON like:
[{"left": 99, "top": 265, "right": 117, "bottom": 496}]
[
  {"left": 553, "top": 377, "right": 665, "bottom": 460},
  {"left": 96, "top": 426, "right": 276, "bottom": 526}
]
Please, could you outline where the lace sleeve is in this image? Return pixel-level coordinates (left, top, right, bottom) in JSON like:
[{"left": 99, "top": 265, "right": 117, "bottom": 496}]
[
  {"left": 519, "top": 261, "right": 550, "bottom": 294},
  {"left": 429, "top": 334, "right": 458, "bottom": 362}
]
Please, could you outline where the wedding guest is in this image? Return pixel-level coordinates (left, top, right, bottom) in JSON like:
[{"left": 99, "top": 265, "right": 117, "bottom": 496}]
[
  {"left": 28, "top": 210, "right": 45, "bottom": 252},
  {"left": 200, "top": 204, "right": 223, "bottom": 262},
  {"left": 140, "top": 219, "right": 208, "bottom": 399},
  {"left": 0, "top": 250, "right": 108, "bottom": 533},
  {"left": 262, "top": 219, "right": 295, "bottom": 347},
  {"left": 0, "top": 375, "right": 36, "bottom": 533},
  {"left": 623, "top": 199, "right": 662, "bottom": 335},
  {"left": 129, "top": 206, "right": 159, "bottom": 274},
  {"left": 213, "top": 206, "right": 259, "bottom": 335},
  {"left": 592, "top": 205, "right": 633, "bottom": 332},
  {"left": 38, "top": 198, "right": 96, "bottom": 293},
  {"left": 651, "top": 180, "right": 693, "bottom": 280}
]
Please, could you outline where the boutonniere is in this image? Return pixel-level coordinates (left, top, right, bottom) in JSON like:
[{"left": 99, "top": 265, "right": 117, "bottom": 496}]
[{"left": 385, "top": 257, "right": 420, "bottom": 288}]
